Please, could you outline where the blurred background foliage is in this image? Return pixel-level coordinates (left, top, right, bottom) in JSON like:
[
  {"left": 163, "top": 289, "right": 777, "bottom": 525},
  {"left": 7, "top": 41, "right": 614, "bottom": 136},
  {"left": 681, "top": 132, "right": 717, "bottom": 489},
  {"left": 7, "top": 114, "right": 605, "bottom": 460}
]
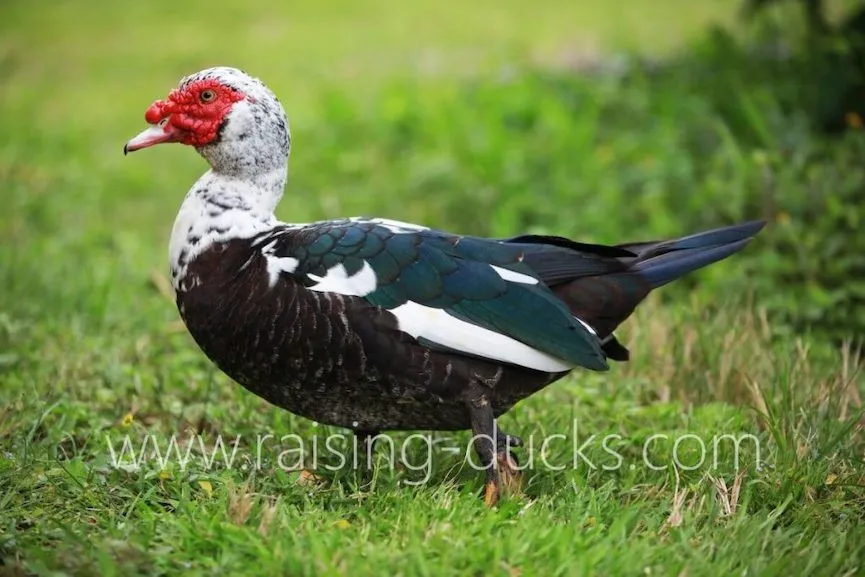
[{"left": 1, "top": 0, "right": 863, "bottom": 348}]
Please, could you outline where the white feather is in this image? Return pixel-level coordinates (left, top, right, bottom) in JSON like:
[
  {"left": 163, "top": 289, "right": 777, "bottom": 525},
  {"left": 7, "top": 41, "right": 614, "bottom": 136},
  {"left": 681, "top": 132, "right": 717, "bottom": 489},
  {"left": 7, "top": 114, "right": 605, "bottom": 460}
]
[
  {"left": 575, "top": 317, "right": 597, "bottom": 336},
  {"left": 169, "top": 171, "right": 281, "bottom": 292},
  {"left": 389, "top": 301, "right": 574, "bottom": 372},
  {"left": 307, "top": 261, "right": 378, "bottom": 297},
  {"left": 264, "top": 255, "right": 300, "bottom": 287},
  {"left": 351, "top": 217, "right": 428, "bottom": 234},
  {"left": 490, "top": 265, "right": 538, "bottom": 285}
]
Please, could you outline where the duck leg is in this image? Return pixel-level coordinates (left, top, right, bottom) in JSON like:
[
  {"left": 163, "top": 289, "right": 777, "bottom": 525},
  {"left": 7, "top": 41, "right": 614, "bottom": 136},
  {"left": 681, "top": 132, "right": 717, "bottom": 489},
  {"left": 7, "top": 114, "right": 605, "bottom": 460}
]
[{"left": 468, "top": 394, "right": 502, "bottom": 507}]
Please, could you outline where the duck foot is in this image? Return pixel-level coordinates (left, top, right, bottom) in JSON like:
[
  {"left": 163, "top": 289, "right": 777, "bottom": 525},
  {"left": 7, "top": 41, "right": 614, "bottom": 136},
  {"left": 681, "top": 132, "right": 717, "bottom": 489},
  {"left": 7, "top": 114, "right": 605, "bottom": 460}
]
[
  {"left": 483, "top": 479, "right": 501, "bottom": 507},
  {"left": 477, "top": 443, "right": 522, "bottom": 505},
  {"left": 496, "top": 447, "right": 523, "bottom": 497},
  {"left": 495, "top": 424, "right": 523, "bottom": 496}
]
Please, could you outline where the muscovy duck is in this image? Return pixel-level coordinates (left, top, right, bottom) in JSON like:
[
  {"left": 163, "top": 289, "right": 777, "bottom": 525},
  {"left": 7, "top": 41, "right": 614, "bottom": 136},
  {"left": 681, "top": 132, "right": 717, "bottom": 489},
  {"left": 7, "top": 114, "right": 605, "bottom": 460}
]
[{"left": 125, "top": 67, "right": 764, "bottom": 506}]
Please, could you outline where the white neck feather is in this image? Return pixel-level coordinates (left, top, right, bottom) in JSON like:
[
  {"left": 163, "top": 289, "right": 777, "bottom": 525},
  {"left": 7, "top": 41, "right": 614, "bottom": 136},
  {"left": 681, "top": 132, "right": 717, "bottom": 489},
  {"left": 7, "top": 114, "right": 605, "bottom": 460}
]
[{"left": 169, "top": 166, "right": 286, "bottom": 292}]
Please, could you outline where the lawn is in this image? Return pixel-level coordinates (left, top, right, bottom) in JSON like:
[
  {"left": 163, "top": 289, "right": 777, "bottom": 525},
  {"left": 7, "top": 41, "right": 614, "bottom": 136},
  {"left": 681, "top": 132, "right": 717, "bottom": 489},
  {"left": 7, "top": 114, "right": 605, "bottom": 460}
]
[{"left": 1, "top": 0, "right": 864, "bottom": 575}]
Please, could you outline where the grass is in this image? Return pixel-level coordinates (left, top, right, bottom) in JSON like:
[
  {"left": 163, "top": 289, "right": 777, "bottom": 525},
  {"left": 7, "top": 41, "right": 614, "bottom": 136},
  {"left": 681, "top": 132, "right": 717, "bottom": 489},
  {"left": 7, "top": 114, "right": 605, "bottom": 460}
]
[{"left": 1, "top": 0, "right": 865, "bottom": 575}]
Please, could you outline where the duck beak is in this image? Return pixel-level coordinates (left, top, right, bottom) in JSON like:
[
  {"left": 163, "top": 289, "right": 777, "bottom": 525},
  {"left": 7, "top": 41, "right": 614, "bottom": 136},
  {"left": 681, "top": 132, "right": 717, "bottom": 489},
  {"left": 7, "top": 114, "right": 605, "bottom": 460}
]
[{"left": 124, "top": 121, "right": 183, "bottom": 155}]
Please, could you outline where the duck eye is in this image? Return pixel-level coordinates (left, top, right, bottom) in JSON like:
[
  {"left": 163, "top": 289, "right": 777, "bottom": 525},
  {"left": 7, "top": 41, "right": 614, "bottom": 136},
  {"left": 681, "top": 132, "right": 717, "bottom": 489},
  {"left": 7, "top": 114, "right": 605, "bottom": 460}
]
[{"left": 200, "top": 89, "right": 216, "bottom": 103}]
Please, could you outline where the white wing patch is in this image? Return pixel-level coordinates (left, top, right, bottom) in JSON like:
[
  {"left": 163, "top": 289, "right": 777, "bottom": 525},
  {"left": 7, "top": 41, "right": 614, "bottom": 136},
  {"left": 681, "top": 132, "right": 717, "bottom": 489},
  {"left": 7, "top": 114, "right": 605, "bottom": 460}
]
[
  {"left": 264, "top": 255, "right": 300, "bottom": 287},
  {"left": 575, "top": 317, "right": 597, "bottom": 336},
  {"left": 490, "top": 265, "right": 538, "bottom": 285},
  {"left": 307, "top": 261, "right": 378, "bottom": 297},
  {"left": 389, "top": 301, "right": 574, "bottom": 372},
  {"left": 351, "top": 217, "right": 429, "bottom": 234}
]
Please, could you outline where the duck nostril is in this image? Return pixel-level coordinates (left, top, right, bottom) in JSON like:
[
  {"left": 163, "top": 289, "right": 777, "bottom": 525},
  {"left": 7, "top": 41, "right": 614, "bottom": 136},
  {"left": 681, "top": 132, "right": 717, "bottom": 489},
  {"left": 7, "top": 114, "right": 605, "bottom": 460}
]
[{"left": 158, "top": 118, "right": 169, "bottom": 127}]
